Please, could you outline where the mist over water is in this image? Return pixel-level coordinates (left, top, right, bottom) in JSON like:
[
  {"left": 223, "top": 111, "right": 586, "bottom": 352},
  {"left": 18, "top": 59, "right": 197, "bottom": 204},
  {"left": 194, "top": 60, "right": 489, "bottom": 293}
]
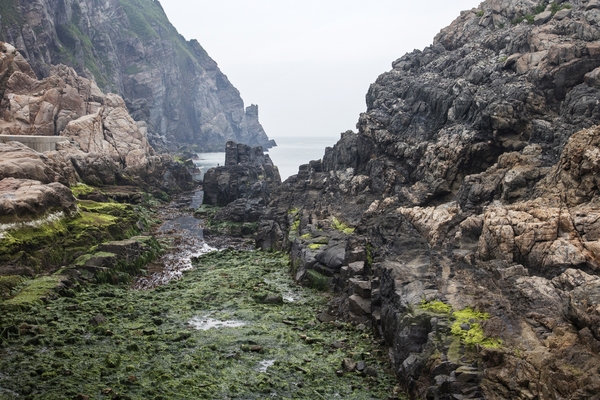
[
  {"left": 267, "top": 135, "right": 339, "bottom": 181},
  {"left": 194, "top": 136, "right": 340, "bottom": 182}
]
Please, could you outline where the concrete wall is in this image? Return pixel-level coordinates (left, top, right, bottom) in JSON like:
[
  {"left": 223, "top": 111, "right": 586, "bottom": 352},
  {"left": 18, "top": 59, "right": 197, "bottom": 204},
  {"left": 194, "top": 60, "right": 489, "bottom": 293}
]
[{"left": 0, "top": 135, "right": 70, "bottom": 152}]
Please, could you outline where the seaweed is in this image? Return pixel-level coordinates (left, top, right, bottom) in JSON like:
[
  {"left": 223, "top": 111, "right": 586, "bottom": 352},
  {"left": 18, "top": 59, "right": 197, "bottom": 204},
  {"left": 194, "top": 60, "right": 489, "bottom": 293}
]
[{"left": 0, "top": 250, "right": 400, "bottom": 398}]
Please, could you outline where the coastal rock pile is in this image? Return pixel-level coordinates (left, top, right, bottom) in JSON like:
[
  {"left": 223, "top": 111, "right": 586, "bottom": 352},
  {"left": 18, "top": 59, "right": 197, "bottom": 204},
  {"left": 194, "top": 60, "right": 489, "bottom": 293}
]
[
  {"left": 203, "top": 141, "right": 281, "bottom": 223},
  {"left": 259, "top": 0, "right": 600, "bottom": 398},
  {"left": 0, "top": 42, "right": 190, "bottom": 221}
]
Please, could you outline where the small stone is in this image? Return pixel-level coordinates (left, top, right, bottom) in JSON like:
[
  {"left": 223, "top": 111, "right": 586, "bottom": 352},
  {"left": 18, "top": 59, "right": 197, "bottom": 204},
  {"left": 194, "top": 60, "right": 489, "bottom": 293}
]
[
  {"left": 460, "top": 323, "right": 471, "bottom": 331},
  {"left": 365, "top": 366, "right": 378, "bottom": 377},
  {"left": 262, "top": 294, "right": 283, "bottom": 305},
  {"left": 332, "top": 341, "right": 345, "bottom": 349},
  {"left": 356, "top": 361, "right": 366, "bottom": 371},
  {"left": 250, "top": 345, "right": 263, "bottom": 352},
  {"left": 88, "top": 314, "right": 105, "bottom": 326},
  {"left": 336, "top": 370, "right": 344, "bottom": 377},
  {"left": 342, "top": 358, "right": 357, "bottom": 372},
  {"left": 554, "top": 8, "right": 572, "bottom": 20},
  {"left": 534, "top": 11, "right": 552, "bottom": 25}
]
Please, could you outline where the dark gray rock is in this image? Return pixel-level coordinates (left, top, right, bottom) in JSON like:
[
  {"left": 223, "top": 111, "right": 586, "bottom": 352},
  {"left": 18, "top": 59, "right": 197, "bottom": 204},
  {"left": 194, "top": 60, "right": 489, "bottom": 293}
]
[
  {"left": 315, "top": 244, "right": 346, "bottom": 271},
  {"left": 203, "top": 141, "right": 281, "bottom": 207}
]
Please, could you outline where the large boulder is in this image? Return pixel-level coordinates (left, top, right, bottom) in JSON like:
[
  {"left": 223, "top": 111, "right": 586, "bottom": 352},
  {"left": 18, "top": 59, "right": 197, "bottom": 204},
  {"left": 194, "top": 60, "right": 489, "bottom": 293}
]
[
  {"left": 0, "top": 178, "right": 76, "bottom": 222},
  {"left": 203, "top": 141, "right": 281, "bottom": 222}
]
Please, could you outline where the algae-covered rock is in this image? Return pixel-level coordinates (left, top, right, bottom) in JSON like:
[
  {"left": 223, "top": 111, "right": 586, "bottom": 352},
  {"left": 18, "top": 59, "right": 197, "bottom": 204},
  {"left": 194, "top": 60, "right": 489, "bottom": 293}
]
[{"left": 0, "top": 250, "right": 399, "bottom": 398}]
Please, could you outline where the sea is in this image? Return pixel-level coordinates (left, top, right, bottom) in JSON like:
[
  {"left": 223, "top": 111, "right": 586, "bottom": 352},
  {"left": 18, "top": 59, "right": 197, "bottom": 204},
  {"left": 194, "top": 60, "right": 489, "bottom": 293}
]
[{"left": 193, "top": 135, "right": 340, "bottom": 181}]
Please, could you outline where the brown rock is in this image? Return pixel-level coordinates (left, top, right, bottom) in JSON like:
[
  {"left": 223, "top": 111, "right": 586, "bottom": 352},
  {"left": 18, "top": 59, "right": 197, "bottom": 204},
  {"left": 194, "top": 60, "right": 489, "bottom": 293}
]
[{"left": 0, "top": 177, "right": 76, "bottom": 221}]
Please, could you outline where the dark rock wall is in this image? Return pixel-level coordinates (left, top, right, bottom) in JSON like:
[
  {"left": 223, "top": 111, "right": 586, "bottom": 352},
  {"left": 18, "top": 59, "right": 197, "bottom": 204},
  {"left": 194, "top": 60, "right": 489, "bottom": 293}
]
[
  {"left": 258, "top": 1, "right": 600, "bottom": 398},
  {"left": 0, "top": 0, "right": 272, "bottom": 151}
]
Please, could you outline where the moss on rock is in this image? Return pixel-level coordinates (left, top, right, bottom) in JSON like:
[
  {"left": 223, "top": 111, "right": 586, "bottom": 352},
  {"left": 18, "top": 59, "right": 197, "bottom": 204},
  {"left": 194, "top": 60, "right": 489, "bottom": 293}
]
[{"left": 0, "top": 250, "right": 399, "bottom": 398}]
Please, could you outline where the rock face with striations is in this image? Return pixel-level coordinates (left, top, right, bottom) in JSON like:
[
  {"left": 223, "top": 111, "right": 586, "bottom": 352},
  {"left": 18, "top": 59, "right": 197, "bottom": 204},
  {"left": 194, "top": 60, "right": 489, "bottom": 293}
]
[
  {"left": 0, "top": 41, "right": 191, "bottom": 221},
  {"left": 0, "top": 0, "right": 273, "bottom": 151},
  {"left": 203, "top": 141, "right": 281, "bottom": 222},
  {"left": 258, "top": 0, "right": 600, "bottom": 398}
]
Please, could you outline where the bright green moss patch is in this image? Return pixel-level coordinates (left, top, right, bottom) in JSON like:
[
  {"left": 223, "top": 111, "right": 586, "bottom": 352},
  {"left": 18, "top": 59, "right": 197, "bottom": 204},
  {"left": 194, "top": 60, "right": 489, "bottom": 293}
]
[
  {"left": 70, "top": 183, "right": 96, "bottom": 198},
  {"left": 307, "top": 243, "right": 324, "bottom": 250},
  {"left": 300, "top": 233, "right": 312, "bottom": 240},
  {"left": 290, "top": 219, "right": 300, "bottom": 232},
  {"left": 0, "top": 250, "right": 399, "bottom": 399},
  {"left": 0, "top": 201, "right": 142, "bottom": 272},
  {"left": 331, "top": 217, "right": 355, "bottom": 235},
  {"left": 419, "top": 300, "right": 452, "bottom": 314},
  {"left": 0, "top": 275, "right": 24, "bottom": 299},
  {"left": 450, "top": 307, "right": 502, "bottom": 349},
  {"left": 418, "top": 302, "right": 502, "bottom": 349},
  {"left": 3, "top": 275, "right": 63, "bottom": 307}
]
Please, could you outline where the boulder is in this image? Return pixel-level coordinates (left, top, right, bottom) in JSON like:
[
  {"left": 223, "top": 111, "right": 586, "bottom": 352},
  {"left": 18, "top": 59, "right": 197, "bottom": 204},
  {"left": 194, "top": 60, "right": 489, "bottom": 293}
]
[{"left": 0, "top": 178, "right": 76, "bottom": 221}]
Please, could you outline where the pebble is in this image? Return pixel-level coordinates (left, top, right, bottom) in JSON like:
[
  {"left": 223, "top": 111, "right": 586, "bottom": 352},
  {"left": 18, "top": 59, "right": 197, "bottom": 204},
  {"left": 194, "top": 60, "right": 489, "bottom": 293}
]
[
  {"left": 342, "top": 358, "right": 357, "bottom": 372},
  {"left": 356, "top": 361, "right": 366, "bottom": 371}
]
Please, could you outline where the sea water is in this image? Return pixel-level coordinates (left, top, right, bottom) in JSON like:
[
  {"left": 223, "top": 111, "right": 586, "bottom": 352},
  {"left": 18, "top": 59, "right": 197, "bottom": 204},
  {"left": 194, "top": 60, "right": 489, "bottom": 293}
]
[{"left": 194, "top": 135, "right": 339, "bottom": 181}]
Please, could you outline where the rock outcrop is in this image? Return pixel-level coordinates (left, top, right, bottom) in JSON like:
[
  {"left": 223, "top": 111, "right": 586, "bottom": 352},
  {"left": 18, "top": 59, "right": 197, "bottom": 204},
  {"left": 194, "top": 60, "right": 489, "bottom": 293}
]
[
  {"left": 0, "top": 41, "right": 192, "bottom": 224},
  {"left": 0, "top": 0, "right": 273, "bottom": 151},
  {"left": 203, "top": 141, "right": 281, "bottom": 222},
  {"left": 258, "top": 1, "right": 600, "bottom": 398},
  {"left": 0, "top": 177, "right": 76, "bottom": 222}
]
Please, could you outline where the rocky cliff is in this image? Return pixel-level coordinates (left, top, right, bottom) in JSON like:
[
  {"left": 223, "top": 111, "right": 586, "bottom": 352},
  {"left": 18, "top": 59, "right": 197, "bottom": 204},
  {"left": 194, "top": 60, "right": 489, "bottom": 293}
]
[
  {"left": 0, "top": 0, "right": 273, "bottom": 151},
  {"left": 0, "top": 41, "right": 190, "bottom": 220},
  {"left": 259, "top": 0, "right": 600, "bottom": 398}
]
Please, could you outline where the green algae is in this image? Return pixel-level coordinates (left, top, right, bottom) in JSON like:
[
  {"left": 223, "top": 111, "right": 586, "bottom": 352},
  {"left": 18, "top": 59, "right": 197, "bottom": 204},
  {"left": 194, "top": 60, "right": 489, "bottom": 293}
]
[
  {"left": 0, "top": 250, "right": 399, "bottom": 399},
  {"left": 450, "top": 307, "right": 502, "bottom": 349},
  {"left": 70, "top": 183, "right": 96, "bottom": 198},
  {"left": 2, "top": 275, "right": 63, "bottom": 308},
  {"left": 0, "top": 200, "right": 143, "bottom": 272},
  {"left": 331, "top": 217, "right": 355, "bottom": 235},
  {"left": 419, "top": 300, "right": 452, "bottom": 314},
  {"left": 306, "top": 269, "right": 329, "bottom": 291}
]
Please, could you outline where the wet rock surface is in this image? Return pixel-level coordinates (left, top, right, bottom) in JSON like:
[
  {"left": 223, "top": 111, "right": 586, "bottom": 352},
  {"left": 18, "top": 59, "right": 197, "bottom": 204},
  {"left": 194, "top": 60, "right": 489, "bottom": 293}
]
[{"left": 0, "top": 250, "right": 399, "bottom": 399}]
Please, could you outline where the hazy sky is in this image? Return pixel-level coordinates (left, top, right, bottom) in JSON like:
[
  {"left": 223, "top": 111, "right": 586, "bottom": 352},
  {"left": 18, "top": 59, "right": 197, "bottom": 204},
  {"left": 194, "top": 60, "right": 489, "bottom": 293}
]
[{"left": 160, "top": 0, "right": 480, "bottom": 141}]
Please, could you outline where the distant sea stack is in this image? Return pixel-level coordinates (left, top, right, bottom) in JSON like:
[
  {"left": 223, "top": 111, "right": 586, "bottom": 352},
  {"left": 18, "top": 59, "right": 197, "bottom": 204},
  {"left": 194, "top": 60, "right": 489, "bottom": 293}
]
[{"left": 0, "top": 0, "right": 273, "bottom": 151}]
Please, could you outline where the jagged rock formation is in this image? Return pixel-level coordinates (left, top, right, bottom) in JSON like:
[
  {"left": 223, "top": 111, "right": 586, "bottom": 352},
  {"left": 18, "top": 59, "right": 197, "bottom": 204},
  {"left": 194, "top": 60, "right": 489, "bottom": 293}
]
[
  {"left": 0, "top": 41, "right": 191, "bottom": 222},
  {"left": 0, "top": 0, "right": 273, "bottom": 151},
  {"left": 259, "top": 1, "right": 600, "bottom": 398},
  {"left": 203, "top": 141, "right": 281, "bottom": 222}
]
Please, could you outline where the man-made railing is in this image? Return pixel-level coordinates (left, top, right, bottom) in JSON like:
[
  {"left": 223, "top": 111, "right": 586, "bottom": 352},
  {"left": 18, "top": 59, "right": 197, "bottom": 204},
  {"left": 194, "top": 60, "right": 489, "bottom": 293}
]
[{"left": 0, "top": 135, "right": 69, "bottom": 152}]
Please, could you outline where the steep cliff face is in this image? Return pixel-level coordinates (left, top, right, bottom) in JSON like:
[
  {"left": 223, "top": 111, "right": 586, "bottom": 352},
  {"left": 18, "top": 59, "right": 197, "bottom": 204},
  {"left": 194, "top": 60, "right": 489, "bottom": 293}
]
[
  {"left": 0, "top": 0, "right": 272, "bottom": 151},
  {"left": 258, "top": 0, "right": 600, "bottom": 398}
]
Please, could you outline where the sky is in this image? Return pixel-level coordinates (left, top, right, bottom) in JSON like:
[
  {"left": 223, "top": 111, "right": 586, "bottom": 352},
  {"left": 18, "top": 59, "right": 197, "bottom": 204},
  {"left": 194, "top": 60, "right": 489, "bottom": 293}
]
[{"left": 160, "top": 0, "right": 480, "bottom": 142}]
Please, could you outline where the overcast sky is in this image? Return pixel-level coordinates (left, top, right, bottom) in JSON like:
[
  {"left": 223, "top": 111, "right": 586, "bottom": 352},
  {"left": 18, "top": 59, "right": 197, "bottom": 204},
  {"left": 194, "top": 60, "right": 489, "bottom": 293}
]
[{"left": 160, "top": 0, "right": 480, "bottom": 140}]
